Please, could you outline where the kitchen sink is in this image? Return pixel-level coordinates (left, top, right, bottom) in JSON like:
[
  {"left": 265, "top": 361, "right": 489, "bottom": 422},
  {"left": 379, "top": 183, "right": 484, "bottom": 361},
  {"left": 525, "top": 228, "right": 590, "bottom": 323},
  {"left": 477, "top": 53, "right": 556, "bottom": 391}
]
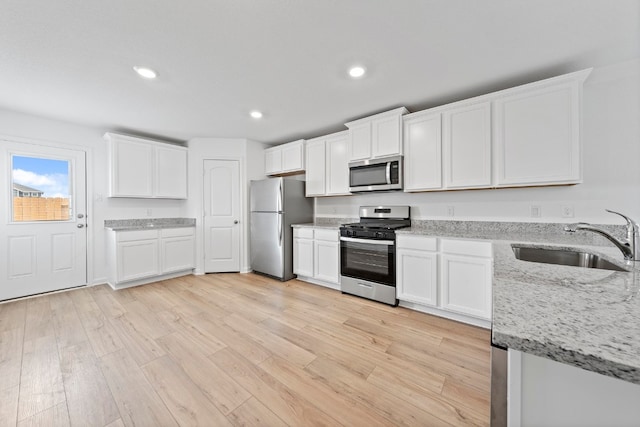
[{"left": 511, "top": 246, "right": 628, "bottom": 272}]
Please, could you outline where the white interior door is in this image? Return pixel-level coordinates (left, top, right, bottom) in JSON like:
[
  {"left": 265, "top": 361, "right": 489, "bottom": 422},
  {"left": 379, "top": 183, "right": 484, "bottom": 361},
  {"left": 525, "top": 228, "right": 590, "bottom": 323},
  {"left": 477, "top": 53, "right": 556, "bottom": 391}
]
[
  {"left": 0, "top": 140, "right": 87, "bottom": 301},
  {"left": 203, "top": 159, "right": 240, "bottom": 272}
]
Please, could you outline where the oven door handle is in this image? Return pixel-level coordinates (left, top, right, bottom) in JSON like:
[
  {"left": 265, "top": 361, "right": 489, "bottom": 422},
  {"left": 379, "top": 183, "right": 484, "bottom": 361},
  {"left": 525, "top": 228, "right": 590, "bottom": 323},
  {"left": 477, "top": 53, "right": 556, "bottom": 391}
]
[{"left": 340, "top": 236, "right": 395, "bottom": 246}]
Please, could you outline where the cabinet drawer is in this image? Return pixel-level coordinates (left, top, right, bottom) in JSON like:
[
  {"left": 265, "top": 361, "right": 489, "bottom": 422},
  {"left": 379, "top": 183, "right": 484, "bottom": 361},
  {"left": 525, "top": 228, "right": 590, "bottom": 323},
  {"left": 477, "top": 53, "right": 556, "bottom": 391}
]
[
  {"left": 314, "top": 229, "right": 338, "bottom": 242},
  {"left": 161, "top": 227, "right": 195, "bottom": 238},
  {"left": 294, "top": 228, "right": 314, "bottom": 239},
  {"left": 441, "top": 239, "right": 492, "bottom": 258},
  {"left": 116, "top": 229, "right": 159, "bottom": 242},
  {"left": 396, "top": 235, "right": 438, "bottom": 251}
]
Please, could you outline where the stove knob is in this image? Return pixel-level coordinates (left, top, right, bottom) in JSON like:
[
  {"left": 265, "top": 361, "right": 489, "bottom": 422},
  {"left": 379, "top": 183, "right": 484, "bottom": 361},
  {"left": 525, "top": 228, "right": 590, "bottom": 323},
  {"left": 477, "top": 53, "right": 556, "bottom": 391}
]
[{"left": 376, "top": 232, "right": 385, "bottom": 239}]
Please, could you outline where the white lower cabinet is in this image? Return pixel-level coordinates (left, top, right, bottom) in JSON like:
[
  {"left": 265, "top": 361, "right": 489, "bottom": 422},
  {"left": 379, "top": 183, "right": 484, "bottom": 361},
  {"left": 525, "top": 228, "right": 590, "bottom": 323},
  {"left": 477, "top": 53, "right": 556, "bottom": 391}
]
[
  {"left": 108, "top": 227, "right": 195, "bottom": 289},
  {"left": 117, "top": 232, "right": 160, "bottom": 282},
  {"left": 293, "top": 227, "right": 340, "bottom": 288},
  {"left": 396, "top": 235, "right": 438, "bottom": 306},
  {"left": 396, "top": 235, "right": 493, "bottom": 326},
  {"left": 160, "top": 228, "right": 196, "bottom": 273},
  {"left": 293, "top": 228, "right": 314, "bottom": 277}
]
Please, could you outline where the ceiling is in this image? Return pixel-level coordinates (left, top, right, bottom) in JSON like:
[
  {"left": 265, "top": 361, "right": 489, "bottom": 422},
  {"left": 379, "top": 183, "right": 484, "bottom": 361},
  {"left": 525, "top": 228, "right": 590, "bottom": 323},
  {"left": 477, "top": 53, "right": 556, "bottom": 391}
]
[{"left": 1, "top": 1, "right": 638, "bottom": 145}]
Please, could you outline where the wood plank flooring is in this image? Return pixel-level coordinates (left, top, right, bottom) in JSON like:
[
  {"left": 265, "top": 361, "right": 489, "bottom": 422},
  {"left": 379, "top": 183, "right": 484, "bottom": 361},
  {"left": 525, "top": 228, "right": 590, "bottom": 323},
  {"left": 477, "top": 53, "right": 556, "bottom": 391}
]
[{"left": 0, "top": 273, "right": 490, "bottom": 426}]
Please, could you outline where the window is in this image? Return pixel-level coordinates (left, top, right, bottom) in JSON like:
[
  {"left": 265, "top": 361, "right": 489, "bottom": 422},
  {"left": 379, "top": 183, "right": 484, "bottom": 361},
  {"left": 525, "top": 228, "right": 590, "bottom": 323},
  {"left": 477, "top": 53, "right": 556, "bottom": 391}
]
[{"left": 11, "top": 155, "right": 72, "bottom": 222}]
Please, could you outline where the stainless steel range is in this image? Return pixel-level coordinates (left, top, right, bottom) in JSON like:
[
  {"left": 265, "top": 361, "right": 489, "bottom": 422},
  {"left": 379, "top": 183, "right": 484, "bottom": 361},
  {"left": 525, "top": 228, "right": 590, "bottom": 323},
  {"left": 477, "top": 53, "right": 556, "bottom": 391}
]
[{"left": 339, "top": 206, "right": 411, "bottom": 306}]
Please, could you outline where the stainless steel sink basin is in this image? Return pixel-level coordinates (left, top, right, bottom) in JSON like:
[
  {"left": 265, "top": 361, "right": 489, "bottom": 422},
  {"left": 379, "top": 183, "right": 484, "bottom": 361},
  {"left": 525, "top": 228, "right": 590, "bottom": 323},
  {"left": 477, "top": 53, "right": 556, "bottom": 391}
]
[{"left": 512, "top": 246, "right": 628, "bottom": 272}]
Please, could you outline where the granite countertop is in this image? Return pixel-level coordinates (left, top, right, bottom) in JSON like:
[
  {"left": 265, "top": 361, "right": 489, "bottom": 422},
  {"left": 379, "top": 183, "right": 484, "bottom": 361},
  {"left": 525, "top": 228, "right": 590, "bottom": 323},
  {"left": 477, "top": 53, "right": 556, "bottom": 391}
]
[
  {"left": 397, "top": 220, "right": 640, "bottom": 385},
  {"left": 104, "top": 218, "right": 196, "bottom": 231},
  {"left": 291, "top": 218, "right": 355, "bottom": 230},
  {"left": 492, "top": 240, "right": 640, "bottom": 385}
]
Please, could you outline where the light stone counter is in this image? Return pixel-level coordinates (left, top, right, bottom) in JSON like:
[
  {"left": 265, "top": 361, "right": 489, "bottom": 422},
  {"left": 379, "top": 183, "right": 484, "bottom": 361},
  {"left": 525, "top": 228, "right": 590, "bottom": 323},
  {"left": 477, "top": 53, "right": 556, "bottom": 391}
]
[
  {"left": 291, "top": 217, "right": 356, "bottom": 230},
  {"left": 398, "top": 220, "right": 640, "bottom": 385},
  {"left": 104, "top": 217, "right": 196, "bottom": 230}
]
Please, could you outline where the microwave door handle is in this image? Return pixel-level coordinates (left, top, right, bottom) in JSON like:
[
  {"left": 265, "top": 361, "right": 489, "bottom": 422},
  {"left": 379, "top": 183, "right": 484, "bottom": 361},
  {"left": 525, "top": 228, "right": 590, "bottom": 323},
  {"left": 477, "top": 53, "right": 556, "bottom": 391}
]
[{"left": 386, "top": 162, "right": 391, "bottom": 184}]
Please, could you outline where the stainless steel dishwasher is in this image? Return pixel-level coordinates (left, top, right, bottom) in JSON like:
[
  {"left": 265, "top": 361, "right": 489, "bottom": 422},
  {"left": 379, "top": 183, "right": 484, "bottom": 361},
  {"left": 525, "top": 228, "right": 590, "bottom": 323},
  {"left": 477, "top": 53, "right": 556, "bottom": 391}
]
[{"left": 490, "top": 342, "right": 508, "bottom": 427}]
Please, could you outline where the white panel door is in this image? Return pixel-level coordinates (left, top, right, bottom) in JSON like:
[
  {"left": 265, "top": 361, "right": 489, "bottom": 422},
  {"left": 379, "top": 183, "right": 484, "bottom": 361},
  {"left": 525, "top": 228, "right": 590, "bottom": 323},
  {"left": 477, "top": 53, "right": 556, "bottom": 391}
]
[
  {"left": 441, "top": 254, "right": 492, "bottom": 319},
  {"left": 0, "top": 140, "right": 87, "bottom": 301},
  {"left": 326, "top": 133, "right": 350, "bottom": 195},
  {"left": 293, "top": 238, "right": 314, "bottom": 277},
  {"left": 204, "top": 159, "right": 240, "bottom": 272},
  {"left": 313, "top": 240, "right": 339, "bottom": 284},
  {"left": 155, "top": 145, "right": 188, "bottom": 198},
  {"left": 443, "top": 102, "right": 492, "bottom": 189},
  {"left": 372, "top": 114, "right": 402, "bottom": 158},
  {"left": 403, "top": 112, "right": 442, "bottom": 191},
  {"left": 494, "top": 82, "right": 581, "bottom": 186},
  {"left": 397, "top": 249, "right": 438, "bottom": 306},
  {"left": 304, "top": 139, "right": 326, "bottom": 196}
]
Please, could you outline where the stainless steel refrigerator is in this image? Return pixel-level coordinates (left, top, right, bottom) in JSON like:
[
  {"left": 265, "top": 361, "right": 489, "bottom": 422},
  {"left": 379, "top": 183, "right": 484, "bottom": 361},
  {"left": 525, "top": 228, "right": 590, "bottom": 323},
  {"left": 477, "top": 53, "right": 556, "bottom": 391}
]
[{"left": 250, "top": 178, "right": 313, "bottom": 281}]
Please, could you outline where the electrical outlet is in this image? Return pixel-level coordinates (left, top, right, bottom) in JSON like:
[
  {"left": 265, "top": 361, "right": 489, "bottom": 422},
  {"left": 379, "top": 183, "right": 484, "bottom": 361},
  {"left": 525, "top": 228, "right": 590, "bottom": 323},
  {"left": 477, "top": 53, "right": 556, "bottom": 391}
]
[
  {"left": 446, "top": 206, "right": 455, "bottom": 217},
  {"left": 530, "top": 205, "right": 541, "bottom": 218},
  {"left": 562, "top": 205, "right": 574, "bottom": 218}
]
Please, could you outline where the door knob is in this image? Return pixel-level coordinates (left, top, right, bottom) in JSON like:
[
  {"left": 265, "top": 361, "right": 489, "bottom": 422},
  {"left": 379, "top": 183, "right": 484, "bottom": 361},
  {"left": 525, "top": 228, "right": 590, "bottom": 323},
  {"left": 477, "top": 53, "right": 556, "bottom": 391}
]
[
  {"left": 77, "top": 224, "right": 85, "bottom": 228},
  {"left": 234, "top": 220, "right": 239, "bottom": 224}
]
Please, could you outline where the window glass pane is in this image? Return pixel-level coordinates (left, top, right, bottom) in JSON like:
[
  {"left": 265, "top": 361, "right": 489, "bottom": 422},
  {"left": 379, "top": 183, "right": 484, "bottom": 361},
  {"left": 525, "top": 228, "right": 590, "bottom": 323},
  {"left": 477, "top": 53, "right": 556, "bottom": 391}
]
[{"left": 12, "top": 155, "right": 71, "bottom": 222}]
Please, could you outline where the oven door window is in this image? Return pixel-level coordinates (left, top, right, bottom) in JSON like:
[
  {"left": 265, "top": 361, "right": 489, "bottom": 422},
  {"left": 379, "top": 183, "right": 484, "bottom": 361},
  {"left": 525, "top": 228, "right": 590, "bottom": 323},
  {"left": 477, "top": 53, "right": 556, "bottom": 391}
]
[{"left": 340, "top": 239, "right": 395, "bottom": 285}]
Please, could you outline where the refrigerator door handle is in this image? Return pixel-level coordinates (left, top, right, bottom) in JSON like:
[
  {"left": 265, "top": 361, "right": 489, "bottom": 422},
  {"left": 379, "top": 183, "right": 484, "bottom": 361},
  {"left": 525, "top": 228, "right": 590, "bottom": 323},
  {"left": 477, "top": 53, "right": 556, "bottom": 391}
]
[
  {"left": 277, "top": 181, "right": 283, "bottom": 213},
  {"left": 278, "top": 214, "right": 282, "bottom": 247}
]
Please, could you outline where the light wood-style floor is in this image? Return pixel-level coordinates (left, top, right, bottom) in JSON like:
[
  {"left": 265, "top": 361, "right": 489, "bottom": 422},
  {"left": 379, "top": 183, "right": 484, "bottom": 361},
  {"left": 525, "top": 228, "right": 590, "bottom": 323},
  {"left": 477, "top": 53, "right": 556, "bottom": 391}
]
[{"left": 0, "top": 273, "right": 490, "bottom": 426}]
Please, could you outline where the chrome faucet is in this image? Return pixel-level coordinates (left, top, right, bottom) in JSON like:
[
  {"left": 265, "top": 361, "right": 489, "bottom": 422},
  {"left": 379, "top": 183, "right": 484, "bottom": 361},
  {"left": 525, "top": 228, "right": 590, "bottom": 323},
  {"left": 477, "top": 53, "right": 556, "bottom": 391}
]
[{"left": 564, "top": 209, "right": 640, "bottom": 261}]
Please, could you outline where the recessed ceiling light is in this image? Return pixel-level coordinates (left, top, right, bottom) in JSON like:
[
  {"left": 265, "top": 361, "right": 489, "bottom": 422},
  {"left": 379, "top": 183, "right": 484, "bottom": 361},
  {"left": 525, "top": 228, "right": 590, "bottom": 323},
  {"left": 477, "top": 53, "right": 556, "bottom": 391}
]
[
  {"left": 250, "top": 111, "right": 263, "bottom": 119},
  {"left": 348, "top": 66, "right": 366, "bottom": 78},
  {"left": 133, "top": 66, "right": 158, "bottom": 79}
]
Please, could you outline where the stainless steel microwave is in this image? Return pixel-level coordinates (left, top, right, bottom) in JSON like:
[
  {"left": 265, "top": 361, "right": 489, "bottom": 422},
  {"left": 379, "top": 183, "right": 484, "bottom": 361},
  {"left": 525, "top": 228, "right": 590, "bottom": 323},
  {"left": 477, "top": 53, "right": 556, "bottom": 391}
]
[{"left": 349, "top": 155, "right": 403, "bottom": 192}]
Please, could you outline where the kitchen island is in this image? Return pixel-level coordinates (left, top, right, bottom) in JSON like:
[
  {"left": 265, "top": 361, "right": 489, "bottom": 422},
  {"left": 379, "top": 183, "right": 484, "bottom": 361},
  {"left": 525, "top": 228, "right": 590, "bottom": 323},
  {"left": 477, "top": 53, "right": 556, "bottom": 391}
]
[{"left": 393, "top": 219, "right": 640, "bottom": 426}]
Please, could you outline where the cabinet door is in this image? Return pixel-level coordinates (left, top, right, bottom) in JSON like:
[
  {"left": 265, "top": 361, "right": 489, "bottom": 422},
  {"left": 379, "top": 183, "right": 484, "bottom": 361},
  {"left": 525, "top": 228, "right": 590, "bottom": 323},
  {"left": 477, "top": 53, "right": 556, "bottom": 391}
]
[
  {"left": 403, "top": 113, "right": 442, "bottom": 191},
  {"left": 293, "top": 238, "right": 314, "bottom": 277},
  {"left": 305, "top": 139, "right": 326, "bottom": 196},
  {"left": 348, "top": 122, "right": 372, "bottom": 161},
  {"left": 443, "top": 102, "right": 492, "bottom": 189},
  {"left": 265, "top": 147, "right": 282, "bottom": 175},
  {"left": 494, "top": 82, "right": 581, "bottom": 186},
  {"left": 161, "top": 236, "right": 195, "bottom": 273},
  {"left": 372, "top": 114, "right": 403, "bottom": 158},
  {"left": 116, "top": 239, "right": 159, "bottom": 282},
  {"left": 397, "top": 249, "right": 438, "bottom": 306},
  {"left": 314, "top": 240, "right": 339, "bottom": 284},
  {"left": 109, "top": 139, "right": 154, "bottom": 197},
  {"left": 326, "top": 134, "right": 350, "bottom": 195},
  {"left": 281, "top": 141, "right": 304, "bottom": 172},
  {"left": 441, "top": 254, "right": 492, "bottom": 319},
  {"left": 155, "top": 145, "right": 188, "bottom": 199}
]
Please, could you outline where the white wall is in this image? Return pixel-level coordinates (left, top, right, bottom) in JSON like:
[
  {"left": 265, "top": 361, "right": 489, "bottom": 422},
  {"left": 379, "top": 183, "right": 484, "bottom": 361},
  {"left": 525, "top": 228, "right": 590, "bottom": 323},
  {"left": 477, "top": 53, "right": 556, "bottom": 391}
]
[
  {"left": 186, "top": 137, "right": 267, "bottom": 274},
  {"left": 0, "top": 109, "right": 188, "bottom": 284},
  {"left": 315, "top": 59, "right": 640, "bottom": 225}
]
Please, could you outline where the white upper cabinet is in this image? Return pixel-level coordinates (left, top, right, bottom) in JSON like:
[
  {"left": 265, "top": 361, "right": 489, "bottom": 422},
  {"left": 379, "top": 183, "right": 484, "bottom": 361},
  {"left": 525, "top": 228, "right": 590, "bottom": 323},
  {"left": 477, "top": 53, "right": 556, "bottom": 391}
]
[
  {"left": 106, "top": 133, "right": 187, "bottom": 199},
  {"left": 493, "top": 69, "right": 590, "bottom": 187},
  {"left": 155, "top": 145, "right": 188, "bottom": 198},
  {"left": 265, "top": 139, "right": 305, "bottom": 176},
  {"left": 325, "top": 132, "right": 350, "bottom": 195},
  {"left": 443, "top": 101, "right": 492, "bottom": 189},
  {"left": 403, "top": 111, "right": 443, "bottom": 191},
  {"left": 305, "top": 138, "right": 326, "bottom": 197},
  {"left": 400, "top": 68, "right": 591, "bottom": 193},
  {"left": 346, "top": 107, "right": 408, "bottom": 161},
  {"left": 305, "top": 131, "right": 350, "bottom": 197}
]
